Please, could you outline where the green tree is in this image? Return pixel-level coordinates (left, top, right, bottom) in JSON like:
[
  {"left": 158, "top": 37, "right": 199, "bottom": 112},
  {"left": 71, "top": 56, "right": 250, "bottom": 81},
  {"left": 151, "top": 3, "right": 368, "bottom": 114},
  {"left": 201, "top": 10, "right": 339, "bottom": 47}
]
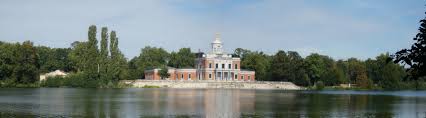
[
  {"left": 99, "top": 27, "right": 109, "bottom": 83},
  {"left": 159, "top": 66, "right": 170, "bottom": 79},
  {"left": 85, "top": 25, "right": 100, "bottom": 79},
  {"left": 17, "top": 41, "right": 40, "bottom": 83},
  {"left": 69, "top": 41, "right": 88, "bottom": 72},
  {"left": 336, "top": 60, "right": 349, "bottom": 84},
  {"left": 270, "top": 50, "right": 289, "bottom": 81},
  {"left": 347, "top": 58, "right": 372, "bottom": 88},
  {"left": 0, "top": 41, "right": 40, "bottom": 84},
  {"left": 305, "top": 53, "right": 335, "bottom": 85},
  {"left": 168, "top": 48, "right": 195, "bottom": 68},
  {"left": 135, "top": 46, "right": 169, "bottom": 79},
  {"left": 320, "top": 66, "right": 345, "bottom": 86},
  {"left": 241, "top": 51, "right": 271, "bottom": 81},
  {"left": 37, "top": 46, "right": 74, "bottom": 73},
  {"left": 347, "top": 58, "right": 362, "bottom": 84},
  {"left": 374, "top": 53, "right": 406, "bottom": 89},
  {"left": 128, "top": 57, "right": 142, "bottom": 79},
  {"left": 109, "top": 31, "right": 129, "bottom": 81},
  {"left": 269, "top": 51, "right": 308, "bottom": 85},
  {"left": 394, "top": 13, "right": 426, "bottom": 81},
  {"left": 233, "top": 48, "right": 251, "bottom": 58},
  {"left": 355, "top": 69, "right": 372, "bottom": 89},
  {"left": 287, "top": 51, "right": 306, "bottom": 83}
]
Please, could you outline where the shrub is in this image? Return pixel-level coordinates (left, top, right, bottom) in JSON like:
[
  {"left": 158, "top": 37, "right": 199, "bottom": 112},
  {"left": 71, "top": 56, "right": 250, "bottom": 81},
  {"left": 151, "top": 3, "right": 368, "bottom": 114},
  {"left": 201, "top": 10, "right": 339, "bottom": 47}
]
[
  {"left": 63, "top": 72, "right": 98, "bottom": 88},
  {"left": 295, "top": 74, "right": 310, "bottom": 86},
  {"left": 143, "top": 85, "right": 160, "bottom": 88},
  {"left": 315, "top": 81, "right": 325, "bottom": 90},
  {"left": 40, "top": 72, "right": 99, "bottom": 88},
  {"left": 41, "top": 76, "right": 64, "bottom": 87}
]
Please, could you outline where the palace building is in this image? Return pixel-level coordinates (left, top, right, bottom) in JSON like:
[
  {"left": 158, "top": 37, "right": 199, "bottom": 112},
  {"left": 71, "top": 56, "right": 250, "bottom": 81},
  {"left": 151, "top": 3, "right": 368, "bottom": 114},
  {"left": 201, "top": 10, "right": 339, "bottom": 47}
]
[{"left": 144, "top": 33, "right": 255, "bottom": 81}]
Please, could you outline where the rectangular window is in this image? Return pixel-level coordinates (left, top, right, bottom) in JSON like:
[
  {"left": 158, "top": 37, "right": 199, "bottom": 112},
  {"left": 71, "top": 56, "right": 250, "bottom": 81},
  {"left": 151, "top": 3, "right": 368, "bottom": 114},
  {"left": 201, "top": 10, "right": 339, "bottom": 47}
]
[
  {"left": 181, "top": 74, "right": 184, "bottom": 80},
  {"left": 222, "top": 64, "right": 225, "bottom": 69},
  {"left": 235, "top": 75, "right": 237, "bottom": 79},
  {"left": 235, "top": 64, "right": 238, "bottom": 69},
  {"left": 228, "top": 64, "right": 231, "bottom": 69},
  {"left": 248, "top": 76, "right": 251, "bottom": 80},
  {"left": 189, "top": 74, "right": 191, "bottom": 79},
  {"left": 209, "top": 74, "right": 212, "bottom": 78},
  {"left": 215, "top": 64, "right": 218, "bottom": 69},
  {"left": 241, "top": 76, "right": 244, "bottom": 80},
  {"left": 209, "top": 63, "right": 212, "bottom": 68}
]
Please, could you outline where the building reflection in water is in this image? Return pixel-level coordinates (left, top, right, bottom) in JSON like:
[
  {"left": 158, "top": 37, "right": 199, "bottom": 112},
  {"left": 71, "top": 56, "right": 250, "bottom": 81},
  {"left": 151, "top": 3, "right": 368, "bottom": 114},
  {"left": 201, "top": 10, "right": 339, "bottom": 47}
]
[
  {"left": 129, "top": 89, "right": 256, "bottom": 117},
  {"left": 204, "top": 89, "right": 255, "bottom": 117}
]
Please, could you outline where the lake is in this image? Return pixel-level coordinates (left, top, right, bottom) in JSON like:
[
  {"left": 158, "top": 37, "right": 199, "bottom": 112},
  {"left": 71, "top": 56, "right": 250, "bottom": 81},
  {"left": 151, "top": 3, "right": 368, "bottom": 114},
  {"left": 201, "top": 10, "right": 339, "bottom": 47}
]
[{"left": 0, "top": 88, "right": 425, "bottom": 118}]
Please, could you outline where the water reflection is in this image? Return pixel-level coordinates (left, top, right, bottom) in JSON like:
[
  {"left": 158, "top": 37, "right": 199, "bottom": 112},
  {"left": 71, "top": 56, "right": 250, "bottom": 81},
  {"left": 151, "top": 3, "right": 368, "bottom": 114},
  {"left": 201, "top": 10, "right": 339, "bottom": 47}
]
[
  {"left": 0, "top": 88, "right": 425, "bottom": 117},
  {"left": 131, "top": 89, "right": 256, "bottom": 117}
]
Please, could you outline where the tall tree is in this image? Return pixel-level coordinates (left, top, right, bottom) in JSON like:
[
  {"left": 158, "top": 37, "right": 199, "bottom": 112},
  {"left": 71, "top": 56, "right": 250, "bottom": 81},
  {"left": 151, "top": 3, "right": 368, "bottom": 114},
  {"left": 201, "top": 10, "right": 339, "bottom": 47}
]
[
  {"left": 394, "top": 13, "right": 426, "bottom": 81},
  {"left": 99, "top": 27, "right": 109, "bottom": 83},
  {"left": 109, "top": 31, "right": 129, "bottom": 81},
  {"left": 85, "top": 25, "right": 100, "bottom": 79},
  {"left": 100, "top": 27, "right": 109, "bottom": 60},
  {"left": 110, "top": 31, "right": 118, "bottom": 58}
]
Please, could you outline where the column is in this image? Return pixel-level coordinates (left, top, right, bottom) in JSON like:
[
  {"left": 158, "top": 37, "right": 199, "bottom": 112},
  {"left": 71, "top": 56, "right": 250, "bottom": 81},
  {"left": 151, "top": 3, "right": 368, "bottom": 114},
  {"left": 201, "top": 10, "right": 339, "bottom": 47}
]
[
  {"left": 215, "top": 71, "right": 217, "bottom": 80},
  {"left": 220, "top": 70, "right": 225, "bottom": 80},
  {"left": 228, "top": 71, "right": 231, "bottom": 81}
]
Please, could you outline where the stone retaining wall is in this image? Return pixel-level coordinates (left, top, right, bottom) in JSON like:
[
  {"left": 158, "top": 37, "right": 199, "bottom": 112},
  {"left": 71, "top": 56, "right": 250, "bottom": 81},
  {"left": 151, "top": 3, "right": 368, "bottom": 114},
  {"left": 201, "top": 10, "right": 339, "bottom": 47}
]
[{"left": 121, "top": 80, "right": 303, "bottom": 90}]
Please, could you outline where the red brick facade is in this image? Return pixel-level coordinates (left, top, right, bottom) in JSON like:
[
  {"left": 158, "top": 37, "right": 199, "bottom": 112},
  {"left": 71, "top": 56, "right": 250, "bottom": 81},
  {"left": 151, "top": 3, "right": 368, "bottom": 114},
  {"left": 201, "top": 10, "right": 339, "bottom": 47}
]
[{"left": 144, "top": 33, "right": 255, "bottom": 81}]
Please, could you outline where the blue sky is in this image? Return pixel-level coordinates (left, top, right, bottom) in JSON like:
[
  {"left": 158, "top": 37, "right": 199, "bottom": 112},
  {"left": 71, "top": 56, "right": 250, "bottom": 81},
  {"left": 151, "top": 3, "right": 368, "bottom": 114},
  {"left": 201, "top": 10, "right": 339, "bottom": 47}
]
[{"left": 0, "top": 0, "right": 424, "bottom": 60}]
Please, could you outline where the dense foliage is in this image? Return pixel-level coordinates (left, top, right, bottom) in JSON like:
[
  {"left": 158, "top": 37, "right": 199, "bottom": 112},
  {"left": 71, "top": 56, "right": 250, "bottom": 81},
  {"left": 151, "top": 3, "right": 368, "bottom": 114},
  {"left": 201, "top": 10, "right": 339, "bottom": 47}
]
[
  {"left": 0, "top": 25, "right": 129, "bottom": 88},
  {"left": 0, "top": 41, "right": 40, "bottom": 86},
  {"left": 234, "top": 49, "right": 414, "bottom": 89}
]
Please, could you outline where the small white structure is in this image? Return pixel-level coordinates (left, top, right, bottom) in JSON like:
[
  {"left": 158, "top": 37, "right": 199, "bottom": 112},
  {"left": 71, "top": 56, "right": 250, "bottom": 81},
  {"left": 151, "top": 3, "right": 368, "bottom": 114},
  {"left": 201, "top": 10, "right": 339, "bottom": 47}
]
[{"left": 39, "top": 70, "right": 68, "bottom": 81}]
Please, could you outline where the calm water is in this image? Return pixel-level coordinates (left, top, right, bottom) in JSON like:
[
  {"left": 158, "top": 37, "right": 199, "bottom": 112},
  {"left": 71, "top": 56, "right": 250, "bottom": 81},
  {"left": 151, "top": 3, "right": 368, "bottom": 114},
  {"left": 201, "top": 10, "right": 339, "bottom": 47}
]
[{"left": 0, "top": 88, "right": 425, "bottom": 118}]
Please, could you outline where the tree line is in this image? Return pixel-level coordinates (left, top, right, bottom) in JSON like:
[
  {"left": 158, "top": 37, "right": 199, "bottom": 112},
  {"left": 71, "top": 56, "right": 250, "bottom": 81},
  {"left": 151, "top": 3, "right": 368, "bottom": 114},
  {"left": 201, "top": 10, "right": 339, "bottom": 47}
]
[
  {"left": 0, "top": 25, "right": 129, "bottom": 87},
  {"left": 232, "top": 49, "right": 414, "bottom": 90}
]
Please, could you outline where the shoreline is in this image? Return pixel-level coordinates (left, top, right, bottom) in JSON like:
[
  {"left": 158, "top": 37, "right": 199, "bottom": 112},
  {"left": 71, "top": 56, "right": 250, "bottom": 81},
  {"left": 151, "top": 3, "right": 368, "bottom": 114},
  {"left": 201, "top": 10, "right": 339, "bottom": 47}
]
[{"left": 120, "top": 80, "right": 304, "bottom": 90}]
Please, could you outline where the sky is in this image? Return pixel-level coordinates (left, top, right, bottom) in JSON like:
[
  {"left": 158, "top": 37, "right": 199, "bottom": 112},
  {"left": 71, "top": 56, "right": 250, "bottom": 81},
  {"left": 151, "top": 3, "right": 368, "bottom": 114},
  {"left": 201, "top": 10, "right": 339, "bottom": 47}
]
[{"left": 0, "top": 0, "right": 424, "bottom": 60}]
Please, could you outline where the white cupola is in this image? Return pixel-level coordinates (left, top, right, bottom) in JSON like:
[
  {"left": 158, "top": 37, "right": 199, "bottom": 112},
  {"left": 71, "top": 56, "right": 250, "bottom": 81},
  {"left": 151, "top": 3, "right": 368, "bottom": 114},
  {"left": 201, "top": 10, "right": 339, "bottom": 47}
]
[{"left": 211, "top": 33, "right": 223, "bottom": 54}]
